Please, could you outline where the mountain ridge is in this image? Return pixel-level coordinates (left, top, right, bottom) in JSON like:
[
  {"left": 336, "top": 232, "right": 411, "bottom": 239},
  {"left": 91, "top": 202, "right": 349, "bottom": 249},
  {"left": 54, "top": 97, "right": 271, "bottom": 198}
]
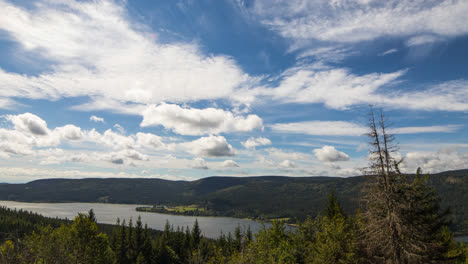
[{"left": 1, "top": 169, "right": 467, "bottom": 234}]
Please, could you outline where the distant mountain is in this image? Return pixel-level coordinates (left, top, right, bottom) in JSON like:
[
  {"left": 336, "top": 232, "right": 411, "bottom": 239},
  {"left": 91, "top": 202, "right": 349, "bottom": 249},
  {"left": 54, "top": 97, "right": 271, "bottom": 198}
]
[{"left": 0, "top": 169, "right": 467, "bottom": 234}]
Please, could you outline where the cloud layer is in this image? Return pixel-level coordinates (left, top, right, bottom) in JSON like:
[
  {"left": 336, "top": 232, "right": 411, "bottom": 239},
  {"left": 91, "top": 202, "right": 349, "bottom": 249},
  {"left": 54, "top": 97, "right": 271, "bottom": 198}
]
[
  {"left": 0, "top": 0, "right": 252, "bottom": 109},
  {"left": 248, "top": 0, "right": 468, "bottom": 44}
]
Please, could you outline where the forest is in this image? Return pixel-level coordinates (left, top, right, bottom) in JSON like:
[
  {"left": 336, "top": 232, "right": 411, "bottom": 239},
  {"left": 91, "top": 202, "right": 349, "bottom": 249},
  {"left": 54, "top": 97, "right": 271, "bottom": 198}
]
[
  {"left": 1, "top": 170, "right": 468, "bottom": 235},
  {"left": 1, "top": 188, "right": 468, "bottom": 263}
]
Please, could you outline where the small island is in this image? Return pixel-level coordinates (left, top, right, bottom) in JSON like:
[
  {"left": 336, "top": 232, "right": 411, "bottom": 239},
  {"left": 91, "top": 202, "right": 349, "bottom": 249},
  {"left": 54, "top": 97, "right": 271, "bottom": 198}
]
[{"left": 136, "top": 204, "right": 216, "bottom": 217}]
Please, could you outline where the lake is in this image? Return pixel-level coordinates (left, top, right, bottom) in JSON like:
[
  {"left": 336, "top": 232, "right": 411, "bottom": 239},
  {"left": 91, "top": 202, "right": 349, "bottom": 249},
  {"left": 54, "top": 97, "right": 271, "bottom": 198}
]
[{"left": 0, "top": 200, "right": 270, "bottom": 239}]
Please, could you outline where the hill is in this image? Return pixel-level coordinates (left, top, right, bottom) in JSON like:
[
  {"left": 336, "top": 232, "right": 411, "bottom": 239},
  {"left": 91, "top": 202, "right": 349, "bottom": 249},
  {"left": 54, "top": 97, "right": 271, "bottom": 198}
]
[{"left": 0, "top": 169, "right": 467, "bottom": 234}]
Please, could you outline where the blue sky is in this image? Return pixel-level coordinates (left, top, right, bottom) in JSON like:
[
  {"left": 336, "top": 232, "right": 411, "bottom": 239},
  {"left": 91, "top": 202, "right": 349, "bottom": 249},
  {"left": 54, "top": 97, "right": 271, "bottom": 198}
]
[{"left": 0, "top": 0, "right": 467, "bottom": 183}]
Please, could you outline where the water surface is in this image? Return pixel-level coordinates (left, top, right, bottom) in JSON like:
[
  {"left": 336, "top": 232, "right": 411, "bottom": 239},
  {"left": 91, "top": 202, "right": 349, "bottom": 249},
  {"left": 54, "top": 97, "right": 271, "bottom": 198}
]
[{"left": 0, "top": 200, "right": 269, "bottom": 239}]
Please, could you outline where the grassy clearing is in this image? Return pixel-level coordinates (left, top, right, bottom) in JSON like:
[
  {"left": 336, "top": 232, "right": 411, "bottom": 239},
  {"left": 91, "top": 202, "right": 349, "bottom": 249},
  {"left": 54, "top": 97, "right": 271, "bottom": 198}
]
[{"left": 166, "top": 205, "right": 205, "bottom": 213}]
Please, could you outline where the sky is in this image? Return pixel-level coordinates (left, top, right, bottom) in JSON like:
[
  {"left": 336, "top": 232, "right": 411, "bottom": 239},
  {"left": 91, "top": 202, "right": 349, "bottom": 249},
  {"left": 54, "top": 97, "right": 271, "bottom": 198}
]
[{"left": 0, "top": 0, "right": 467, "bottom": 183}]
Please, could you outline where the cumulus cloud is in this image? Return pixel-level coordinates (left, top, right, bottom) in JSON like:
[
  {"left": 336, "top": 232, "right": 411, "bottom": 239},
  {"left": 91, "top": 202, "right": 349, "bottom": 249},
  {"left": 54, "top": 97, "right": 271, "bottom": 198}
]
[
  {"left": 191, "top": 158, "right": 209, "bottom": 170},
  {"left": 6, "top": 113, "right": 50, "bottom": 135},
  {"left": 113, "top": 124, "right": 126, "bottom": 134},
  {"left": 279, "top": 159, "right": 296, "bottom": 168},
  {"left": 136, "top": 132, "right": 165, "bottom": 149},
  {"left": 141, "top": 103, "right": 263, "bottom": 135},
  {"left": 242, "top": 137, "right": 272, "bottom": 149},
  {"left": 97, "top": 129, "right": 135, "bottom": 150},
  {"left": 222, "top": 160, "right": 240, "bottom": 167},
  {"left": 314, "top": 146, "right": 350, "bottom": 162},
  {"left": 402, "top": 146, "right": 468, "bottom": 173},
  {"left": 90, "top": 115, "right": 104, "bottom": 123},
  {"left": 0, "top": 0, "right": 253, "bottom": 109},
  {"left": 184, "top": 135, "right": 235, "bottom": 157},
  {"left": 100, "top": 149, "right": 149, "bottom": 165},
  {"left": 54, "top": 125, "right": 83, "bottom": 140}
]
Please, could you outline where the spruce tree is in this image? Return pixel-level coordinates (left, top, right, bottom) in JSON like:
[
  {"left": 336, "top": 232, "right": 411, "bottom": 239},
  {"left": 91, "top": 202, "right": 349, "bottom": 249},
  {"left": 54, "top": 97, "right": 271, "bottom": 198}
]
[
  {"left": 361, "top": 107, "right": 454, "bottom": 263},
  {"left": 191, "top": 219, "right": 202, "bottom": 250}
]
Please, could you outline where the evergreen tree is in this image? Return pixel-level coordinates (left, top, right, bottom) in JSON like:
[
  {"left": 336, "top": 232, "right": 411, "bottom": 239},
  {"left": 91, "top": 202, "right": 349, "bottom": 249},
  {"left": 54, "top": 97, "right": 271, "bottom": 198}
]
[
  {"left": 245, "top": 226, "right": 253, "bottom": 244},
  {"left": 361, "top": 107, "right": 455, "bottom": 263},
  {"left": 135, "top": 216, "right": 143, "bottom": 256},
  {"left": 191, "top": 219, "right": 202, "bottom": 250},
  {"left": 306, "top": 190, "right": 358, "bottom": 264},
  {"left": 234, "top": 225, "right": 242, "bottom": 251},
  {"left": 141, "top": 224, "right": 153, "bottom": 263},
  {"left": 88, "top": 209, "right": 97, "bottom": 223},
  {"left": 116, "top": 219, "right": 130, "bottom": 264}
]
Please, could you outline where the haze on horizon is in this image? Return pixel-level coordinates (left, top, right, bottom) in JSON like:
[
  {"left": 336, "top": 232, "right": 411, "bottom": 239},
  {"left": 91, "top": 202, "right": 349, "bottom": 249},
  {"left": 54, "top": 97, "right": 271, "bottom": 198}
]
[{"left": 0, "top": 0, "right": 467, "bottom": 183}]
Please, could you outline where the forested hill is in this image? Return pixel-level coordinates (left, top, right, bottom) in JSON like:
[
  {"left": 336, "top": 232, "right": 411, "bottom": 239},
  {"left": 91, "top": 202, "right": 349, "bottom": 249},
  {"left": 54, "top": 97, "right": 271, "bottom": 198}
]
[{"left": 1, "top": 169, "right": 467, "bottom": 234}]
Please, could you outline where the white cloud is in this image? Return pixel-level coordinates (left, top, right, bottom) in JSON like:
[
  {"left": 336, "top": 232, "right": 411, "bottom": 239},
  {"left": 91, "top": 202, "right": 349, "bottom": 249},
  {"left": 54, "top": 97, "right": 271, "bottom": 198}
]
[
  {"left": 100, "top": 149, "right": 149, "bottom": 165},
  {"left": 406, "top": 35, "right": 441, "bottom": 46},
  {"left": 0, "top": 0, "right": 253, "bottom": 109},
  {"left": 245, "top": 66, "right": 468, "bottom": 112},
  {"left": 6, "top": 112, "right": 50, "bottom": 135},
  {"left": 389, "top": 125, "right": 462, "bottom": 134},
  {"left": 242, "top": 137, "right": 272, "bottom": 149},
  {"left": 90, "top": 115, "right": 104, "bottom": 123},
  {"left": 296, "top": 46, "right": 358, "bottom": 62},
  {"left": 265, "top": 147, "right": 312, "bottom": 161},
  {"left": 379, "top": 80, "right": 468, "bottom": 112},
  {"left": 257, "top": 67, "right": 405, "bottom": 110},
  {"left": 113, "top": 124, "right": 126, "bottom": 134},
  {"left": 402, "top": 146, "right": 468, "bottom": 173},
  {"left": 380, "top": 48, "right": 398, "bottom": 56},
  {"left": 279, "top": 159, "right": 296, "bottom": 168},
  {"left": 184, "top": 135, "right": 235, "bottom": 157},
  {"left": 141, "top": 103, "right": 263, "bottom": 135},
  {"left": 0, "top": 166, "right": 191, "bottom": 183},
  {"left": 272, "top": 120, "right": 463, "bottom": 136},
  {"left": 248, "top": 0, "right": 468, "bottom": 44},
  {"left": 191, "top": 158, "right": 209, "bottom": 170},
  {"left": 97, "top": 129, "right": 135, "bottom": 150},
  {"left": 314, "top": 146, "right": 350, "bottom": 162},
  {"left": 136, "top": 132, "right": 165, "bottom": 149},
  {"left": 222, "top": 160, "right": 240, "bottom": 167},
  {"left": 0, "top": 97, "right": 17, "bottom": 110},
  {"left": 54, "top": 125, "right": 83, "bottom": 140},
  {"left": 271, "top": 121, "right": 367, "bottom": 136}
]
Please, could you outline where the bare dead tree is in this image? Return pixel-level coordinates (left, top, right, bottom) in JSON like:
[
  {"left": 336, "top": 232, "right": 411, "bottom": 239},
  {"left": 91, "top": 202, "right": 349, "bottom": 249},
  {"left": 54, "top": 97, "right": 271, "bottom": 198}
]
[{"left": 360, "top": 107, "right": 454, "bottom": 264}]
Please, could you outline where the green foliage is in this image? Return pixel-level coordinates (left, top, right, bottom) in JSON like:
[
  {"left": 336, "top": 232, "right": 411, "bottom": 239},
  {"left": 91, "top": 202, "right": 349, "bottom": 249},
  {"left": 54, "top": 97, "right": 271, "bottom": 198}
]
[
  {"left": 1, "top": 169, "right": 467, "bottom": 234},
  {"left": 0, "top": 189, "right": 466, "bottom": 264}
]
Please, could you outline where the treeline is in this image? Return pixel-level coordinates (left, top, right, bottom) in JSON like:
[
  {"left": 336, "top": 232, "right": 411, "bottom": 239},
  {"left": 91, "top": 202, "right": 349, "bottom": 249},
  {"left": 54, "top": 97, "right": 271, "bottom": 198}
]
[
  {"left": 1, "top": 192, "right": 468, "bottom": 263},
  {"left": 135, "top": 207, "right": 216, "bottom": 217},
  {"left": 1, "top": 170, "right": 467, "bottom": 234},
  {"left": 0, "top": 206, "right": 65, "bottom": 242}
]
